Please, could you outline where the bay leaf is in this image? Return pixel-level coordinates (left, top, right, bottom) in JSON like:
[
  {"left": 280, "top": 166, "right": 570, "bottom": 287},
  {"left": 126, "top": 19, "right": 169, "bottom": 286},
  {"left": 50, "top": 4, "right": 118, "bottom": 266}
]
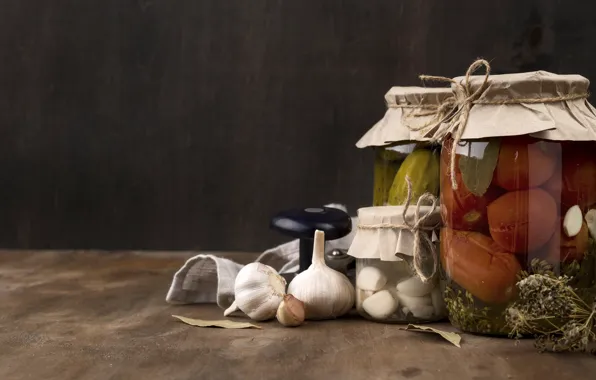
[
  {"left": 401, "top": 324, "right": 462, "bottom": 347},
  {"left": 458, "top": 138, "right": 501, "bottom": 197},
  {"left": 172, "top": 315, "right": 262, "bottom": 329}
]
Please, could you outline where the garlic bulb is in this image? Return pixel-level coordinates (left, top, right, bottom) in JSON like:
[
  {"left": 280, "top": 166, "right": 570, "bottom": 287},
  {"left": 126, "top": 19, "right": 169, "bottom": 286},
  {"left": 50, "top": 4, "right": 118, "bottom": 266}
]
[
  {"left": 223, "top": 262, "right": 287, "bottom": 321},
  {"left": 287, "top": 230, "right": 355, "bottom": 320}
]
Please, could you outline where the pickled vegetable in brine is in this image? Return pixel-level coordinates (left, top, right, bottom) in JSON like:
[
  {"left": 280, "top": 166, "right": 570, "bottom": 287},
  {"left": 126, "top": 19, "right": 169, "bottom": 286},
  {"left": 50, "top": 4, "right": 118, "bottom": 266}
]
[
  {"left": 373, "top": 143, "right": 440, "bottom": 207},
  {"left": 373, "top": 147, "right": 402, "bottom": 206},
  {"left": 440, "top": 136, "right": 596, "bottom": 336}
]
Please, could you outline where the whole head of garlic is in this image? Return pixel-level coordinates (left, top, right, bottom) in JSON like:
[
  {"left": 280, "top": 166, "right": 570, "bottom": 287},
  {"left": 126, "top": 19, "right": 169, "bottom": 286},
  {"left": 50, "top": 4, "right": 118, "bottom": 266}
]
[
  {"left": 287, "top": 230, "right": 355, "bottom": 320},
  {"left": 223, "top": 262, "right": 287, "bottom": 321}
]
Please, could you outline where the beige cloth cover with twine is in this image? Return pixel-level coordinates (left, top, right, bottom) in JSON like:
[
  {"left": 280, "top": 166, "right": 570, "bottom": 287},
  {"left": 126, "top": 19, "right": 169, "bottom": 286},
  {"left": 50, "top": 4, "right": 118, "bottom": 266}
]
[
  {"left": 356, "top": 86, "right": 453, "bottom": 148},
  {"left": 348, "top": 178, "right": 442, "bottom": 282},
  {"left": 348, "top": 205, "right": 441, "bottom": 261},
  {"left": 442, "top": 70, "right": 596, "bottom": 141},
  {"left": 407, "top": 60, "right": 596, "bottom": 191}
]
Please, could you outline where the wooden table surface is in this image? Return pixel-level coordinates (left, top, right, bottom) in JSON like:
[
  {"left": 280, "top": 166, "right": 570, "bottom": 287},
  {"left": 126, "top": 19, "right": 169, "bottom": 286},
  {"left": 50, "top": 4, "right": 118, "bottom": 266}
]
[{"left": 1, "top": 250, "right": 595, "bottom": 380}]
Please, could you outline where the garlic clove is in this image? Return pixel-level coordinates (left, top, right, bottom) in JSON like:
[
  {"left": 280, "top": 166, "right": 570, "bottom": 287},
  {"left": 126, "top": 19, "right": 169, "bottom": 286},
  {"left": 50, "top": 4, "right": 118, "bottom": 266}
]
[
  {"left": 287, "top": 230, "right": 355, "bottom": 320},
  {"left": 356, "top": 289, "right": 374, "bottom": 313},
  {"left": 356, "top": 266, "right": 388, "bottom": 291},
  {"left": 381, "top": 283, "right": 399, "bottom": 299},
  {"left": 396, "top": 276, "right": 435, "bottom": 297},
  {"left": 563, "top": 205, "right": 583, "bottom": 238},
  {"left": 276, "top": 294, "right": 305, "bottom": 327},
  {"left": 362, "top": 289, "right": 398, "bottom": 319},
  {"left": 230, "top": 262, "right": 287, "bottom": 321},
  {"left": 430, "top": 287, "right": 447, "bottom": 316},
  {"left": 396, "top": 292, "right": 432, "bottom": 311},
  {"left": 410, "top": 305, "right": 435, "bottom": 319},
  {"left": 585, "top": 209, "right": 596, "bottom": 238}
]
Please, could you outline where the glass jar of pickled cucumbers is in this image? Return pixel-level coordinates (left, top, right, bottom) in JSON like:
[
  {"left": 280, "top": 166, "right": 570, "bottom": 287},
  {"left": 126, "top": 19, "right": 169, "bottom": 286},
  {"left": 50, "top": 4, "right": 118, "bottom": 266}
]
[
  {"left": 356, "top": 87, "right": 452, "bottom": 206},
  {"left": 347, "top": 206, "right": 447, "bottom": 323},
  {"left": 437, "top": 70, "right": 596, "bottom": 336}
]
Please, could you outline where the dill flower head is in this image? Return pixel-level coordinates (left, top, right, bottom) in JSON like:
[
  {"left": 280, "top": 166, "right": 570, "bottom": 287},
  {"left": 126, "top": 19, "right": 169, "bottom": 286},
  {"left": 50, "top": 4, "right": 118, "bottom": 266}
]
[
  {"left": 505, "top": 263, "right": 596, "bottom": 354},
  {"left": 516, "top": 274, "right": 575, "bottom": 319}
]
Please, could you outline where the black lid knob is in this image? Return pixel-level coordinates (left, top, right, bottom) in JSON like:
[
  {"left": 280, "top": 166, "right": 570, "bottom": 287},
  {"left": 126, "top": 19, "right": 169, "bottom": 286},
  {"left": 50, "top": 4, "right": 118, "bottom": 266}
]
[
  {"left": 270, "top": 206, "right": 352, "bottom": 272},
  {"left": 270, "top": 207, "right": 352, "bottom": 240}
]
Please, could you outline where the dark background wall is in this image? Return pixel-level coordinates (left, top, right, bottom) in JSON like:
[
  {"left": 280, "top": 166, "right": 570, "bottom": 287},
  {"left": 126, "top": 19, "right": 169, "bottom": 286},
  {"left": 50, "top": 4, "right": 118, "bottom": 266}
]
[{"left": 0, "top": 0, "right": 594, "bottom": 252}]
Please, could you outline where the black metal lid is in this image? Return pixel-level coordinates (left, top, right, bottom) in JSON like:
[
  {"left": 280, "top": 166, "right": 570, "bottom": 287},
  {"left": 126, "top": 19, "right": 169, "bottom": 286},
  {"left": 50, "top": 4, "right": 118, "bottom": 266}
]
[{"left": 270, "top": 206, "right": 352, "bottom": 241}]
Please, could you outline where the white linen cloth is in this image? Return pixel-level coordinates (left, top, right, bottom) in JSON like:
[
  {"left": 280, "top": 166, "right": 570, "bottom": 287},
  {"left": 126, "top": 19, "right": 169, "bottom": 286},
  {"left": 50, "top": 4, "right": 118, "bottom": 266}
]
[{"left": 165, "top": 204, "right": 357, "bottom": 309}]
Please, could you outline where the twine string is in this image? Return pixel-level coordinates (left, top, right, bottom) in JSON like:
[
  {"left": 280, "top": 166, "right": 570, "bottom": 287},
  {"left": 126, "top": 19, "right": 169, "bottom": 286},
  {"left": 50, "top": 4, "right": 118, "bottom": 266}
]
[{"left": 357, "top": 176, "right": 440, "bottom": 283}]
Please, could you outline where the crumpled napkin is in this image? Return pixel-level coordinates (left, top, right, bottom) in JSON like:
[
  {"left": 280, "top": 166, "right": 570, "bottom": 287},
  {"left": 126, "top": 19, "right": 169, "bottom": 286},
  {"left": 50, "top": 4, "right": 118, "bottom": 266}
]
[{"left": 165, "top": 203, "right": 357, "bottom": 310}]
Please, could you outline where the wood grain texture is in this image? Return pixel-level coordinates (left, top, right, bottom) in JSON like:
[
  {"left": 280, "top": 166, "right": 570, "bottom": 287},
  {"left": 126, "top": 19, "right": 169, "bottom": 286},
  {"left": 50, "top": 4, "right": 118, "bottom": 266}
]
[
  {"left": 1, "top": 250, "right": 595, "bottom": 380},
  {"left": 0, "top": 1, "right": 595, "bottom": 251}
]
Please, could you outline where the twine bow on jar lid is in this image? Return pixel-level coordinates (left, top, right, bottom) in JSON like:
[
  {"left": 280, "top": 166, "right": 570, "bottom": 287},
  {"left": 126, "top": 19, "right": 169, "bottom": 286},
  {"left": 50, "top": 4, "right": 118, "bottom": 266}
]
[
  {"left": 405, "top": 59, "right": 591, "bottom": 191},
  {"left": 356, "top": 176, "right": 441, "bottom": 283}
]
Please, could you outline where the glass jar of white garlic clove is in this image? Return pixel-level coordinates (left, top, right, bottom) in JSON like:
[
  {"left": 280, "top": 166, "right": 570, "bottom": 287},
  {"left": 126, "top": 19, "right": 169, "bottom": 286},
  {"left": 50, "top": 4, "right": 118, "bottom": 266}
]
[{"left": 347, "top": 206, "right": 447, "bottom": 323}]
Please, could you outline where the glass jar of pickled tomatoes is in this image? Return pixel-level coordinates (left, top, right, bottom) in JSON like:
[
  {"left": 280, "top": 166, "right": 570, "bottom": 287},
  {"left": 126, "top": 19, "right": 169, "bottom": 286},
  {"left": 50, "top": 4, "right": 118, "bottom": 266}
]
[{"left": 438, "top": 70, "right": 596, "bottom": 336}]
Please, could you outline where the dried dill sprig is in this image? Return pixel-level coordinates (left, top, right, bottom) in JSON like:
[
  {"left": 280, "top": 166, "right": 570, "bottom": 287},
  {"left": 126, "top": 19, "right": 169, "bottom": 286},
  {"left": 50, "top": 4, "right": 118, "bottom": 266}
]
[
  {"left": 529, "top": 258, "right": 556, "bottom": 277},
  {"left": 445, "top": 286, "right": 493, "bottom": 334},
  {"left": 505, "top": 267, "right": 596, "bottom": 354},
  {"left": 517, "top": 258, "right": 555, "bottom": 282}
]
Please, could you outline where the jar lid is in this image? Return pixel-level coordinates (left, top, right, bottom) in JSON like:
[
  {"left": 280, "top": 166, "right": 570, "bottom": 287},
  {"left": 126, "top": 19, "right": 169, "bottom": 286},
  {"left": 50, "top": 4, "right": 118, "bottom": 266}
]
[
  {"left": 347, "top": 205, "right": 441, "bottom": 261},
  {"left": 356, "top": 86, "right": 453, "bottom": 149},
  {"left": 450, "top": 70, "right": 596, "bottom": 141}
]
